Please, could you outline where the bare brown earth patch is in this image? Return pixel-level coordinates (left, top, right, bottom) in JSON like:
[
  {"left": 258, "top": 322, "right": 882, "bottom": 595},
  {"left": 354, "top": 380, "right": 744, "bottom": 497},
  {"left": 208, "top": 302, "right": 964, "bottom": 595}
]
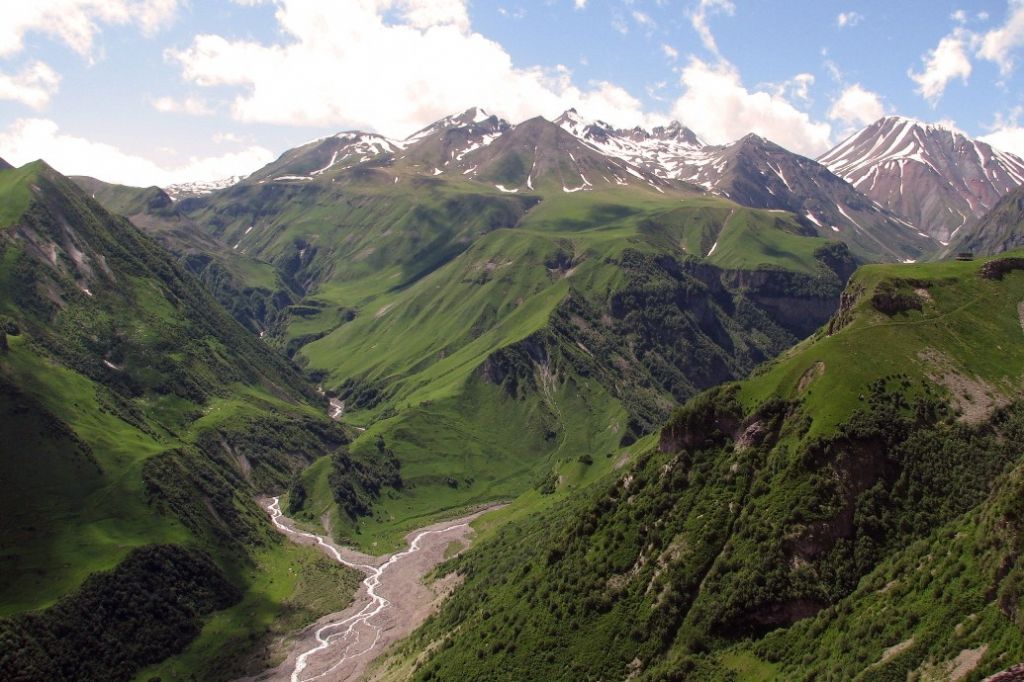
[
  {"left": 918, "top": 348, "right": 1008, "bottom": 424},
  {"left": 797, "top": 361, "right": 826, "bottom": 393}
]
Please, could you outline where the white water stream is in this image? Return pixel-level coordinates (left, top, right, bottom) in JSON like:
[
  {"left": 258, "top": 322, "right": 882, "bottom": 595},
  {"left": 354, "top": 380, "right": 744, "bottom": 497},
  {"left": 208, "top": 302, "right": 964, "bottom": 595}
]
[{"left": 265, "top": 497, "right": 472, "bottom": 681}]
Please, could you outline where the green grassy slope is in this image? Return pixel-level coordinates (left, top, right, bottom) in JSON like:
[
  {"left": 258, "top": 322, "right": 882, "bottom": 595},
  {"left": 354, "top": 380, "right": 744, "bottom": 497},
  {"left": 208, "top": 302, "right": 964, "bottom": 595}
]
[
  {"left": 0, "top": 162, "right": 363, "bottom": 681},
  {"left": 273, "top": 182, "right": 856, "bottom": 550},
  {"left": 71, "top": 175, "right": 301, "bottom": 336},
  {"left": 76, "top": 160, "right": 857, "bottom": 557},
  {"left": 384, "top": 252, "right": 1024, "bottom": 681}
]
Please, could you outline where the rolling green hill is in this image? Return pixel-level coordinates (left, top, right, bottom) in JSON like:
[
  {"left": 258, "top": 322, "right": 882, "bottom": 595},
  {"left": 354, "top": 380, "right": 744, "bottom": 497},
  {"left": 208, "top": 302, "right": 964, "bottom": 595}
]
[
  {"left": 380, "top": 252, "right": 1024, "bottom": 681},
  {"left": 0, "top": 161, "right": 366, "bottom": 681},
  {"left": 70, "top": 175, "right": 300, "bottom": 336}
]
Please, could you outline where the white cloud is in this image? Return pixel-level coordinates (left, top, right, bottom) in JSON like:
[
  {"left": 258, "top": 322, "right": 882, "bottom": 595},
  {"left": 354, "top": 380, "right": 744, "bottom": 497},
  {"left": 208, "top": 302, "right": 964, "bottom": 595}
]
[
  {"left": 669, "top": 58, "right": 832, "bottom": 156},
  {"left": 979, "top": 107, "right": 1024, "bottom": 156},
  {"left": 151, "top": 95, "right": 214, "bottom": 116},
  {"left": 689, "top": 0, "right": 735, "bottom": 57},
  {"left": 768, "top": 72, "right": 814, "bottom": 103},
  {"left": 0, "top": 0, "right": 179, "bottom": 58},
  {"left": 0, "top": 118, "right": 273, "bottom": 186},
  {"left": 661, "top": 43, "right": 679, "bottom": 61},
  {"left": 632, "top": 10, "right": 654, "bottom": 29},
  {"left": 909, "top": 29, "right": 973, "bottom": 104},
  {"left": 0, "top": 62, "right": 61, "bottom": 109},
  {"left": 951, "top": 9, "right": 968, "bottom": 24},
  {"left": 573, "top": 0, "right": 587, "bottom": 9},
  {"left": 978, "top": 0, "right": 1024, "bottom": 75},
  {"left": 399, "top": 0, "right": 469, "bottom": 32},
  {"left": 167, "top": 0, "right": 659, "bottom": 135},
  {"left": 212, "top": 131, "right": 245, "bottom": 144},
  {"left": 980, "top": 125, "right": 1024, "bottom": 156},
  {"left": 836, "top": 11, "right": 862, "bottom": 28},
  {"left": 828, "top": 83, "right": 885, "bottom": 127}
]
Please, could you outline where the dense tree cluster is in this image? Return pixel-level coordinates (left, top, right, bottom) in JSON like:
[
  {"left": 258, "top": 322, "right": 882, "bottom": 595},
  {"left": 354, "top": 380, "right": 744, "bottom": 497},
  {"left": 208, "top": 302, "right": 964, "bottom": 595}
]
[{"left": 0, "top": 545, "right": 240, "bottom": 682}]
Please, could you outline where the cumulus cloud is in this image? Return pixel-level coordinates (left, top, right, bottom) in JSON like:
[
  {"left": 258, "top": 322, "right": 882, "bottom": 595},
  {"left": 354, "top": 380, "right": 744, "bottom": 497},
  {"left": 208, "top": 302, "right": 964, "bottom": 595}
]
[
  {"left": 574, "top": 0, "right": 587, "bottom": 8},
  {"left": 828, "top": 83, "right": 886, "bottom": 127},
  {"left": 836, "top": 11, "right": 862, "bottom": 28},
  {"left": 908, "top": 28, "right": 973, "bottom": 104},
  {"left": 0, "top": 61, "right": 61, "bottom": 109},
  {"left": 670, "top": 58, "right": 832, "bottom": 156},
  {"left": 978, "top": 0, "right": 1024, "bottom": 75},
  {"left": 0, "top": 118, "right": 273, "bottom": 186},
  {"left": 689, "top": 0, "right": 735, "bottom": 58},
  {"left": 0, "top": 0, "right": 179, "bottom": 58},
  {"left": 661, "top": 44, "right": 679, "bottom": 61},
  {"left": 167, "top": 0, "right": 659, "bottom": 135},
  {"left": 980, "top": 125, "right": 1024, "bottom": 156},
  {"left": 979, "top": 107, "right": 1024, "bottom": 156}
]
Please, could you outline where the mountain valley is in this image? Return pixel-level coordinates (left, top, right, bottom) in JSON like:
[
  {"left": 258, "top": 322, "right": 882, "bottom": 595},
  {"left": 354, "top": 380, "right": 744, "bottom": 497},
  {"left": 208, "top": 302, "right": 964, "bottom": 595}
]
[{"left": 4, "top": 105, "right": 1024, "bottom": 682}]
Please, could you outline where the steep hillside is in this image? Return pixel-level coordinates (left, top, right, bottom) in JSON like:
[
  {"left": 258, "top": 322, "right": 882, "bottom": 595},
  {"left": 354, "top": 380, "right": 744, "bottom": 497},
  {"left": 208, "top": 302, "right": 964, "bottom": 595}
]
[
  {"left": 382, "top": 252, "right": 1024, "bottom": 681},
  {"left": 81, "top": 111, "right": 945, "bottom": 557},
  {"left": 948, "top": 185, "right": 1024, "bottom": 257},
  {"left": 820, "top": 116, "right": 1024, "bottom": 243},
  {"left": 0, "top": 161, "right": 367, "bottom": 681},
  {"left": 71, "top": 175, "right": 299, "bottom": 335}
]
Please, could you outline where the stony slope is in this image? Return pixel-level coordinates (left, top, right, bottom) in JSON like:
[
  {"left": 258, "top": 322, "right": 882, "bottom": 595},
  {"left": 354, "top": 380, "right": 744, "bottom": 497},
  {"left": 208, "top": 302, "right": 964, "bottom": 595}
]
[{"left": 947, "top": 184, "right": 1024, "bottom": 257}]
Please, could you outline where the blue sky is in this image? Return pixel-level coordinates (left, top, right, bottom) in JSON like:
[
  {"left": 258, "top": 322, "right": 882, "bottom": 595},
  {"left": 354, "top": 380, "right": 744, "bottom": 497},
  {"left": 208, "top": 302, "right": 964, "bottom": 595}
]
[{"left": 2, "top": 0, "right": 1024, "bottom": 185}]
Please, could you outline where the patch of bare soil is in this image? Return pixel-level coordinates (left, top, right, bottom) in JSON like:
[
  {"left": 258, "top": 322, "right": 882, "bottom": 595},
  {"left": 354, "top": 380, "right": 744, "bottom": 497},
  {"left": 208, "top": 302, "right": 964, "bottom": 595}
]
[
  {"left": 949, "top": 645, "right": 989, "bottom": 681},
  {"left": 797, "top": 361, "right": 826, "bottom": 393},
  {"left": 878, "top": 637, "right": 914, "bottom": 665},
  {"left": 918, "top": 348, "right": 1008, "bottom": 424}
]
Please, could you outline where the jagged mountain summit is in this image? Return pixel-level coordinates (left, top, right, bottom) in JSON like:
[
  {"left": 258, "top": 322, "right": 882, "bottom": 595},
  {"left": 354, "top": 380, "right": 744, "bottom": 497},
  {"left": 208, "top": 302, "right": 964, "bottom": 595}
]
[
  {"left": 819, "top": 116, "right": 1024, "bottom": 243},
  {"left": 553, "top": 110, "right": 936, "bottom": 262},
  {"left": 238, "top": 106, "right": 675, "bottom": 194},
  {"left": 153, "top": 107, "right": 968, "bottom": 263}
]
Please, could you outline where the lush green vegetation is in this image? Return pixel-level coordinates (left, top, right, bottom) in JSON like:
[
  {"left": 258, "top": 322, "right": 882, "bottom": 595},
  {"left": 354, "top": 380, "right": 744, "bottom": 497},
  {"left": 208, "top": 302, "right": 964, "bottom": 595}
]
[
  {"left": 0, "top": 162, "right": 362, "bottom": 679},
  {"left": 82, "top": 150, "right": 862, "bottom": 553},
  {"left": 375, "top": 253, "right": 1024, "bottom": 681},
  {"left": 0, "top": 545, "right": 239, "bottom": 681}
]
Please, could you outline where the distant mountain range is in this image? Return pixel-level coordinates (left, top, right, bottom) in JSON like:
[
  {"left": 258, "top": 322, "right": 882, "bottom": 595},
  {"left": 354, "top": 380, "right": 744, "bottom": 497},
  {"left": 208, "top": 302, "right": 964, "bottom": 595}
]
[{"left": 161, "top": 109, "right": 1024, "bottom": 262}]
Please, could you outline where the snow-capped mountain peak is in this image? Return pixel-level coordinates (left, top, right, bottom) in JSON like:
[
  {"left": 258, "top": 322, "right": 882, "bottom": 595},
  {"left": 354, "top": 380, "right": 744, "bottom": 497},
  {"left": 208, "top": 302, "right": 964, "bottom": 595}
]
[
  {"left": 164, "top": 175, "right": 245, "bottom": 200},
  {"left": 819, "top": 116, "right": 1024, "bottom": 242}
]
